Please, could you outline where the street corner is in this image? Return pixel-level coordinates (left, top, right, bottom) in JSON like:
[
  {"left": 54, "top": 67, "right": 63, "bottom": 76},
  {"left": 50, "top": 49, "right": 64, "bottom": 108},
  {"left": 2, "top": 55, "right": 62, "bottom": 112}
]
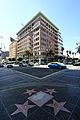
[{"left": 0, "top": 85, "right": 80, "bottom": 120}]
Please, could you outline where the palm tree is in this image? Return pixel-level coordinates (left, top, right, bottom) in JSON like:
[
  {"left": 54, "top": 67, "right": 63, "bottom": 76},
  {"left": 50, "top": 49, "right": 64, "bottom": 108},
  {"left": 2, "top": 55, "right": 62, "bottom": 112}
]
[
  {"left": 77, "top": 46, "right": 80, "bottom": 54},
  {"left": 66, "top": 50, "right": 69, "bottom": 57},
  {"left": 61, "top": 47, "right": 64, "bottom": 54},
  {"left": 68, "top": 50, "right": 71, "bottom": 57},
  {"left": 76, "top": 42, "right": 80, "bottom": 58},
  {"left": 66, "top": 50, "right": 70, "bottom": 62},
  {"left": 72, "top": 52, "right": 74, "bottom": 58},
  {"left": 75, "top": 52, "right": 76, "bottom": 56}
]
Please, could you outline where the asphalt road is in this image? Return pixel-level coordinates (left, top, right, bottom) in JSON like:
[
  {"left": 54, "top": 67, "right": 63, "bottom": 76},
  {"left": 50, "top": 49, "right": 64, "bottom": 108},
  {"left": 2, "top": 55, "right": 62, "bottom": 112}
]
[{"left": 0, "top": 66, "right": 80, "bottom": 120}]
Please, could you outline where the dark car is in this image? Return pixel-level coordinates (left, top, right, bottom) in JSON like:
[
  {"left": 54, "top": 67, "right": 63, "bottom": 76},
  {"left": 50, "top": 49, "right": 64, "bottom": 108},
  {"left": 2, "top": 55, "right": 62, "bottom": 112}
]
[
  {"left": 48, "top": 62, "right": 66, "bottom": 69},
  {"left": 7, "top": 64, "right": 13, "bottom": 68}
]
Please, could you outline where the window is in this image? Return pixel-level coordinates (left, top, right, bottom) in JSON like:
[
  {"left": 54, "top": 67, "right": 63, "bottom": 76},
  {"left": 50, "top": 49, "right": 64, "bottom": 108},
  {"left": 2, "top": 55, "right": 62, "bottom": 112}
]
[
  {"left": 41, "top": 33, "right": 46, "bottom": 37},
  {"left": 34, "top": 37, "right": 39, "bottom": 42},
  {"left": 41, "top": 37, "right": 46, "bottom": 42},
  {"left": 36, "top": 32, "right": 39, "bottom": 36},
  {"left": 34, "top": 42, "right": 39, "bottom": 46},
  {"left": 41, "top": 42, "right": 46, "bottom": 46}
]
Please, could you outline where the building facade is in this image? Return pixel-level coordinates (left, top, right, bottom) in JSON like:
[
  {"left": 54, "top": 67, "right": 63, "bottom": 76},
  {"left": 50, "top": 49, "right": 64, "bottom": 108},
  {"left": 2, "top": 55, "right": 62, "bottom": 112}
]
[
  {"left": 58, "top": 32, "right": 63, "bottom": 56},
  {"left": 9, "top": 38, "right": 17, "bottom": 59},
  {"left": 17, "top": 12, "right": 63, "bottom": 64}
]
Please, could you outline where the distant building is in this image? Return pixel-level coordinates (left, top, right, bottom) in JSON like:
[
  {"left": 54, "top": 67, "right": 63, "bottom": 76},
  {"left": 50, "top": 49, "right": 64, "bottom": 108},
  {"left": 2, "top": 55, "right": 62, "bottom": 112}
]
[
  {"left": 0, "top": 48, "right": 9, "bottom": 63},
  {"left": 16, "top": 12, "right": 63, "bottom": 63},
  {"left": 1, "top": 51, "right": 9, "bottom": 59},
  {"left": 9, "top": 37, "right": 17, "bottom": 58}
]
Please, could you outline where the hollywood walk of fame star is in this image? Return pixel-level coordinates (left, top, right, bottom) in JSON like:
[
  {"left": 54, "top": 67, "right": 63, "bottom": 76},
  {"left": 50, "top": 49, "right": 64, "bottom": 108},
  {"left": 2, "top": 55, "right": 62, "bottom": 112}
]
[
  {"left": 11, "top": 101, "right": 36, "bottom": 117},
  {"left": 45, "top": 88, "right": 57, "bottom": 95},
  {"left": 23, "top": 89, "right": 36, "bottom": 96},
  {"left": 46, "top": 99, "right": 70, "bottom": 115}
]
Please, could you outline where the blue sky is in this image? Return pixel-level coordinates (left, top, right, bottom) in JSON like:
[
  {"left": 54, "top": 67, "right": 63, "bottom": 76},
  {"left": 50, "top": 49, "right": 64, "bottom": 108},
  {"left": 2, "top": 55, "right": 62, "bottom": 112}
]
[{"left": 0, "top": 0, "right": 80, "bottom": 56}]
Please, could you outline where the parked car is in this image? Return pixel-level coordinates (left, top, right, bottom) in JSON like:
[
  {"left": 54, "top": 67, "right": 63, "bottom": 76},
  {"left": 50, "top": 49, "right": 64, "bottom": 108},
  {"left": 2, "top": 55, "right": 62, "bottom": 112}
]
[
  {"left": 73, "top": 62, "right": 80, "bottom": 66},
  {"left": 7, "top": 64, "right": 13, "bottom": 68},
  {"left": 28, "top": 62, "right": 34, "bottom": 66},
  {"left": 48, "top": 62, "right": 66, "bottom": 69},
  {"left": 66, "top": 61, "right": 73, "bottom": 65},
  {"left": 19, "top": 62, "right": 28, "bottom": 67},
  {"left": 34, "top": 62, "right": 40, "bottom": 66}
]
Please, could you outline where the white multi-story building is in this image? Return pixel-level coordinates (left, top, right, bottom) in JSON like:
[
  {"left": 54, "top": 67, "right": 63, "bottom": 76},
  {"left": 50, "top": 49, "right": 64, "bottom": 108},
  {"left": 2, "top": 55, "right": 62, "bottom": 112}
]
[{"left": 16, "top": 12, "right": 63, "bottom": 63}]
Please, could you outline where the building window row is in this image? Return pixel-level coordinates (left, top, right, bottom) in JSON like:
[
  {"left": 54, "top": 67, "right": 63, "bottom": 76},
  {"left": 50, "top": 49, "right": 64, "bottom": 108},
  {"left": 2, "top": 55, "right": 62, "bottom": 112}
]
[
  {"left": 34, "top": 32, "right": 39, "bottom": 37},
  {"left": 55, "top": 44, "right": 58, "bottom": 47},
  {"left": 34, "top": 47, "right": 39, "bottom": 51},
  {"left": 40, "top": 18, "right": 47, "bottom": 25},
  {"left": 34, "top": 42, "right": 39, "bottom": 46},
  {"left": 58, "top": 42, "right": 63, "bottom": 46},
  {"left": 41, "top": 32, "right": 46, "bottom": 37},
  {"left": 41, "top": 27, "right": 58, "bottom": 39},
  {"left": 41, "top": 42, "right": 46, "bottom": 46},
  {"left": 17, "top": 34, "right": 28, "bottom": 41},
  {"left": 41, "top": 37, "right": 47, "bottom": 42},
  {"left": 18, "top": 20, "right": 40, "bottom": 38},
  {"left": 58, "top": 38, "right": 63, "bottom": 42},
  {"left": 40, "top": 17, "right": 57, "bottom": 32},
  {"left": 32, "top": 17, "right": 39, "bottom": 26},
  {"left": 32, "top": 21, "right": 40, "bottom": 29},
  {"left": 33, "top": 27, "right": 39, "bottom": 33},
  {"left": 34, "top": 37, "right": 39, "bottom": 42},
  {"left": 41, "top": 22, "right": 46, "bottom": 28}
]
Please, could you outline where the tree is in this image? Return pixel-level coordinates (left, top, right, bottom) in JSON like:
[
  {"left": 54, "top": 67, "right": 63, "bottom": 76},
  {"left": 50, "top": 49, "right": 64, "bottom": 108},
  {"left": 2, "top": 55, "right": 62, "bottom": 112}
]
[
  {"left": 12, "top": 58, "right": 16, "bottom": 61},
  {"left": 77, "top": 46, "right": 80, "bottom": 54},
  {"left": 24, "top": 49, "right": 32, "bottom": 62},
  {"left": 8, "top": 58, "right": 12, "bottom": 61},
  {"left": 61, "top": 47, "right": 64, "bottom": 54},
  {"left": 69, "top": 50, "right": 71, "bottom": 55},
  {"left": 67, "top": 50, "right": 71, "bottom": 58},
  {"left": 46, "top": 49, "right": 54, "bottom": 62},
  {"left": 66, "top": 50, "right": 69, "bottom": 55},
  {"left": 76, "top": 42, "right": 80, "bottom": 54},
  {"left": 72, "top": 52, "right": 74, "bottom": 58},
  {"left": 66, "top": 50, "right": 69, "bottom": 58},
  {"left": 17, "top": 57, "right": 22, "bottom": 62}
]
